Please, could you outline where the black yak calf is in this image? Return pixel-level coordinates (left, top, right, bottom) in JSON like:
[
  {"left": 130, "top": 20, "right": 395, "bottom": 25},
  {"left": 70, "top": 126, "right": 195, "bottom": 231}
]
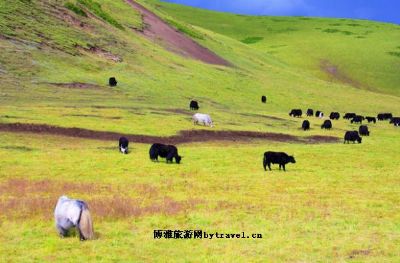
[
  {"left": 344, "top": 131, "right": 362, "bottom": 144},
  {"left": 344, "top": 113, "right": 356, "bottom": 119},
  {"left": 365, "top": 117, "right": 376, "bottom": 123},
  {"left": 109, "top": 77, "right": 117, "bottom": 87},
  {"left": 306, "top": 109, "right": 314, "bottom": 116},
  {"left": 190, "top": 100, "right": 199, "bottom": 110},
  {"left": 315, "top": 111, "right": 324, "bottom": 118},
  {"left": 149, "top": 143, "right": 182, "bottom": 164},
  {"left": 302, "top": 120, "right": 310, "bottom": 131},
  {"left": 390, "top": 117, "right": 400, "bottom": 126},
  {"left": 377, "top": 113, "right": 392, "bottom": 121},
  {"left": 261, "top": 95, "right": 267, "bottom": 103},
  {"left": 351, "top": 115, "right": 364, "bottom": 124},
  {"left": 263, "top": 151, "right": 296, "bottom": 171},
  {"left": 119, "top": 137, "right": 129, "bottom": 154},
  {"left": 329, "top": 112, "right": 340, "bottom": 120},
  {"left": 289, "top": 109, "right": 302, "bottom": 118},
  {"left": 359, "top": 125, "right": 370, "bottom": 136},
  {"left": 321, "top": 120, "right": 332, "bottom": 130}
]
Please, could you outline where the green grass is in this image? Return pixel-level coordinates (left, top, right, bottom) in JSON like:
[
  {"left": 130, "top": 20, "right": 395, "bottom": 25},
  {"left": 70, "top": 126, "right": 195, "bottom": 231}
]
[
  {"left": 77, "top": 0, "right": 124, "bottom": 29},
  {"left": 241, "top": 36, "right": 263, "bottom": 44},
  {"left": 0, "top": 0, "right": 399, "bottom": 262},
  {"left": 165, "top": 18, "right": 205, "bottom": 39},
  {"left": 149, "top": 0, "right": 400, "bottom": 96},
  {"left": 64, "top": 2, "right": 87, "bottom": 17}
]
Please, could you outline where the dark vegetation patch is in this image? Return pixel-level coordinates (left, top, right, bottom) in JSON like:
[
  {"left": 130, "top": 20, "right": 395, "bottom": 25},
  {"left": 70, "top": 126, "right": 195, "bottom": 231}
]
[
  {"left": 322, "top": 28, "right": 355, "bottom": 35},
  {"left": 48, "top": 82, "right": 101, "bottom": 89},
  {"left": 269, "top": 44, "right": 287, "bottom": 49},
  {"left": 0, "top": 123, "right": 340, "bottom": 144},
  {"left": 0, "top": 179, "right": 202, "bottom": 219},
  {"left": 77, "top": 0, "right": 123, "bottom": 29},
  {"left": 347, "top": 23, "right": 362, "bottom": 27},
  {"left": 0, "top": 146, "right": 34, "bottom": 152},
  {"left": 241, "top": 37, "right": 264, "bottom": 44},
  {"left": 388, "top": 51, "right": 400, "bottom": 58},
  {"left": 271, "top": 18, "right": 288, "bottom": 22},
  {"left": 64, "top": 2, "right": 87, "bottom": 17}
]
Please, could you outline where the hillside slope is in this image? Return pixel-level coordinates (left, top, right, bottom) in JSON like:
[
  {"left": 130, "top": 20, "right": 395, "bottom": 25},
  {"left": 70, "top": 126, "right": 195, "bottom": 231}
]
[
  {"left": 148, "top": 0, "right": 400, "bottom": 96},
  {"left": 1, "top": 1, "right": 400, "bottom": 262},
  {"left": 0, "top": 0, "right": 398, "bottom": 138}
]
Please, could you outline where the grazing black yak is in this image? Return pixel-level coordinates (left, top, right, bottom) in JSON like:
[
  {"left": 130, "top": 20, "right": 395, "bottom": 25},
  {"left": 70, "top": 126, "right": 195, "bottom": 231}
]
[
  {"left": 263, "top": 151, "right": 296, "bottom": 171},
  {"left": 302, "top": 120, "right": 310, "bottom": 131},
  {"left": 149, "top": 143, "right": 182, "bottom": 164},
  {"left": 344, "top": 131, "right": 362, "bottom": 144},
  {"left": 329, "top": 112, "right": 340, "bottom": 120},
  {"left": 190, "top": 100, "right": 199, "bottom": 110},
  {"left": 315, "top": 111, "right": 324, "bottom": 118},
  {"left": 359, "top": 125, "right": 370, "bottom": 136},
  {"left": 365, "top": 117, "right": 376, "bottom": 123},
  {"left": 351, "top": 115, "right": 364, "bottom": 124},
  {"left": 377, "top": 113, "right": 392, "bottom": 121},
  {"left": 390, "top": 117, "right": 400, "bottom": 126},
  {"left": 321, "top": 120, "right": 332, "bottom": 130},
  {"left": 109, "top": 77, "right": 117, "bottom": 87},
  {"left": 306, "top": 109, "right": 314, "bottom": 116},
  {"left": 289, "top": 109, "right": 302, "bottom": 117},
  {"left": 119, "top": 137, "right": 129, "bottom": 154},
  {"left": 344, "top": 113, "right": 357, "bottom": 119},
  {"left": 261, "top": 96, "right": 267, "bottom": 103}
]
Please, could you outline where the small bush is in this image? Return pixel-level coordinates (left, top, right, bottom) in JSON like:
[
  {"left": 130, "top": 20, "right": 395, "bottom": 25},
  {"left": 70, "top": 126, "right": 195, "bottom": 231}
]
[
  {"left": 77, "top": 0, "right": 123, "bottom": 29},
  {"left": 241, "top": 36, "right": 263, "bottom": 44},
  {"left": 64, "top": 2, "right": 87, "bottom": 17}
]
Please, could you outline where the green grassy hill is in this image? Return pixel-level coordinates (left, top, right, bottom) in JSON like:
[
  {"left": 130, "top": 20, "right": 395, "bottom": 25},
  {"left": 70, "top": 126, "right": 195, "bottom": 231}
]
[
  {"left": 149, "top": 0, "right": 400, "bottom": 96},
  {"left": 0, "top": 0, "right": 399, "bottom": 262}
]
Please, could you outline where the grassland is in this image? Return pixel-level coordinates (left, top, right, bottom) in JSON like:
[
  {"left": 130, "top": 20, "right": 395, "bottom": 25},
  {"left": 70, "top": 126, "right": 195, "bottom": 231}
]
[{"left": 0, "top": 0, "right": 399, "bottom": 262}]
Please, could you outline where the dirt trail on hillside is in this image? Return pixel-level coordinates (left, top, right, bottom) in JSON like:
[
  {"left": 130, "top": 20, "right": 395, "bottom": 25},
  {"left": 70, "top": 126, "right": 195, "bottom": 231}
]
[
  {"left": 0, "top": 123, "right": 339, "bottom": 144},
  {"left": 125, "top": 0, "right": 231, "bottom": 66}
]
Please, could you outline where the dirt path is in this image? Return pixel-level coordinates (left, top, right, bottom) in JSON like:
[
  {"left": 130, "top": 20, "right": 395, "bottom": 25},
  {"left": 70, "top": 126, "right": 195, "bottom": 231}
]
[
  {"left": 0, "top": 123, "right": 339, "bottom": 144},
  {"left": 125, "top": 0, "right": 231, "bottom": 66}
]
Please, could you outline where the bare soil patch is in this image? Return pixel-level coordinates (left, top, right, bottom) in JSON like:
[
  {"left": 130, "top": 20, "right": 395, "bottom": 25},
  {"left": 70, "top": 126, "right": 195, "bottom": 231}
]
[
  {"left": 0, "top": 123, "right": 340, "bottom": 144},
  {"left": 125, "top": 0, "right": 231, "bottom": 66}
]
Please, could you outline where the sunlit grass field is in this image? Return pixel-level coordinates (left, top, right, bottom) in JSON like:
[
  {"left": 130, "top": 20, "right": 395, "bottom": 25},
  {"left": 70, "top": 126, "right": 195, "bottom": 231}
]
[{"left": 0, "top": 0, "right": 399, "bottom": 261}]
